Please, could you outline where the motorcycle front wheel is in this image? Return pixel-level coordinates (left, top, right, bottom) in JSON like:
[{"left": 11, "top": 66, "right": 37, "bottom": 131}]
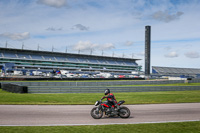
[
  {"left": 118, "top": 106, "right": 130, "bottom": 118},
  {"left": 90, "top": 107, "right": 103, "bottom": 119}
]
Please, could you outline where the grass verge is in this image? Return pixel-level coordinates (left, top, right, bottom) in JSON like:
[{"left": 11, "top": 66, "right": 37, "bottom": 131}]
[
  {"left": 0, "top": 121, "right": 200, "bottom": 133},
  {"left": 1, "top": 89, "right": 200, "bottom": 105}
]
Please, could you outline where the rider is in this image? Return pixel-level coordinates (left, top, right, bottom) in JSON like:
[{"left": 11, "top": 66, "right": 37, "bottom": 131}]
[{"left": 102, "top": 89, "right": 120, "bottom": 111}]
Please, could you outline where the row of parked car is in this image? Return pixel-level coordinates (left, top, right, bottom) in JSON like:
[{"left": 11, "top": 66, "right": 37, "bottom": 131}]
[{"left": 1, "top": 70, "right": 144, "bottom": 79}]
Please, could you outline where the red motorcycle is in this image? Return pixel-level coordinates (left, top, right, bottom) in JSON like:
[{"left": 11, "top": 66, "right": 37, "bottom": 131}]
[{"left": 90, "top": 98, "right": 130, "bottom": 119}]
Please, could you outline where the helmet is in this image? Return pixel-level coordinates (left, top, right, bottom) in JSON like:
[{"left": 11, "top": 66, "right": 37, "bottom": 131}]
[{"left": 104, "top": 89, "right": 110, "bottom": 95}]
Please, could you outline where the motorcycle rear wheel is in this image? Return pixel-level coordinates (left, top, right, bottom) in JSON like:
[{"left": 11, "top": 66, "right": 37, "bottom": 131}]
[
  {"left": 91, "top": 107, "right": 103, "bottom": 119},
  {"left": 118, "top": 106, "right": 130, "bottom": 118}
]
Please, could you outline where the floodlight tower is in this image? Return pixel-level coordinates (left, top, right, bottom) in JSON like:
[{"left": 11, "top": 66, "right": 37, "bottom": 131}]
[{"left": 145, "top": 25, "right": 151, "bottom": 76}]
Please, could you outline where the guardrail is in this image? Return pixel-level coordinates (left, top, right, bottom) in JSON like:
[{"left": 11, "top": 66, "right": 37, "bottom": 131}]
[
  {"left": 2, "top": 79, "right": 200, "bottom": 87},
  {"left": 28, "top": 86, "right": 200, "bottom": 93},
  {"left": 1, "top": 79, "right": 200, "bottom": 93}
]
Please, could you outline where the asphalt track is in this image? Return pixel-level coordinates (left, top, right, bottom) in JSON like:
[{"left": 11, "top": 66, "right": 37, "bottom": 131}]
[{"left": 0, "top": 103, "right": 200, "bottom": 126}]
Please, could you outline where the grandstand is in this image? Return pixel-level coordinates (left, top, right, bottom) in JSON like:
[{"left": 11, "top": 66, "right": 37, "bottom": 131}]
[
  {"left": 152, "top": 66, "right": 200, "bottom": 78},
  {"left": 0, "top": 47, "right": 141, "bottom": 75}
]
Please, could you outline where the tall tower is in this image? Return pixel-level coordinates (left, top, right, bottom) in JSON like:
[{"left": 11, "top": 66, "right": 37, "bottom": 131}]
[{"left": 145, "top": 26, "right": 151, "bottom": 75}]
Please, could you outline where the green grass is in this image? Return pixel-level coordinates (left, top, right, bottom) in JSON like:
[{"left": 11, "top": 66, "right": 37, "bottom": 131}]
[
  {"left": 0, "top": 121, "right": 200, "bottom": 133},
  {"left": 1, "top": 89, "right": 200, "bottom": 105}
]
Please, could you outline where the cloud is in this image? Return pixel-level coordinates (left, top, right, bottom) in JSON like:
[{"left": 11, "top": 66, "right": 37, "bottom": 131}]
[
  {"left": 100, "top": 43, "right": 115, "bottom": 50},
  {"left": 72, "top": 24, "right": 89, "bottom": 31},
  {"left": 164, "top": 46, "right": 171, "bottom": 51},
  {"left": 124, "top": 41, "right": 134, "bottom": 46},
  {"left": 165, "top": 51, "right": 178, "bottom": 58},
  {"left": 137, "top": 51, "right": 145, "bottom": 56},
  {"left": 37, "top": 0, "right": 67, "bottom": 8},
  {"left": 73, "top": 41, "right": 98, "bottom": 51},
  {"left": 0, "top": 32, "right": 30, "bottom": 41},
  {"left": 152, "top": 11, "right": 184, "bottom": 23},
  {"left": 184, "top": 51, "right": 200, "bottom": 58},
  {"left": 46, "top": 27, "right": 63, "bottom": 31},
  {"left": 73, "top": 41, "right": 115, "bottom": 51}
]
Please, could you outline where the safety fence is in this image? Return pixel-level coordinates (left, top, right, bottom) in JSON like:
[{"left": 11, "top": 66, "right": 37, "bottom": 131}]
[
  {"left": 1, "top": 79, "right": 200, "bottom": 87},
  {"left": 1, "top": 79, "right": 200, "bottom": 93},
  {"left": 28, "top": 86, "right": 200, "bottom": 93}
]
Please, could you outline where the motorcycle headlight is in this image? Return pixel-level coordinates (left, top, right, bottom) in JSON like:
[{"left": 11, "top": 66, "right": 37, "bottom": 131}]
[{"left": 95, "top": 101, "right": 99, "bottom": 106}]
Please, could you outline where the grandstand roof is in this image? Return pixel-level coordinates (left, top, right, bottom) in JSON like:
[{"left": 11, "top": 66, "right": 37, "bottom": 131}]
[
  {"left": 152, "top": 66, "right": 200, "bottom": 75},
  {"left": 0, "top": 47, "right": 141, "bottom": 61}
]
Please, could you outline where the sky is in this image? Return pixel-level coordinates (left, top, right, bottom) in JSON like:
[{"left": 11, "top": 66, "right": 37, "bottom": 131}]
[{"left": 0, "top": 0, "right": 200, "bottom": 71}]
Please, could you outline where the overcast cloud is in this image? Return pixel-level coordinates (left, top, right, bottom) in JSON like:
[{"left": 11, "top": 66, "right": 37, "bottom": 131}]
[
  {"left": 152, "top": 11, "right": 184, "bottom": 23},
  {"left": 37, "top": 0, "right": 67, "bottom": 8},
  {"left": 73, "top": 41, "right": 114, "bottom": 52},
  {"left": 46, "top": 27, "right": 63, "bottom": 31},
  {"left": 124, "top": 41, "right": 134, "bottom": 46},
  {"left": 0, "top": 32, "right": 30, "bottom": 41},
  {"left": 72, "top": 24, "right": 90, "bottom": 31},
  {"left": 164, "top": 51, "right": 179, "bottom": 58},
  {"left": 185, "top": 51, "right": 200, "bottom": 58}
]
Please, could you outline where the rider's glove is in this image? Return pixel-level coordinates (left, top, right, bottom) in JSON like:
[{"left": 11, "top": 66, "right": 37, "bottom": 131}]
[{"left": 102, "top": 96, "right": 105, "bottom": 99}]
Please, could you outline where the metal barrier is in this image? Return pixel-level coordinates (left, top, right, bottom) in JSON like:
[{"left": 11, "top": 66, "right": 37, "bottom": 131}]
[
  {"left": 28, "top": 86, "right": 200, "bottom": 93},
  {"left": 2, "top": 79, "right": 199, "bottom": 87},
  {"left": 1, "top": 79, "right": 200, "bottom": 93}
]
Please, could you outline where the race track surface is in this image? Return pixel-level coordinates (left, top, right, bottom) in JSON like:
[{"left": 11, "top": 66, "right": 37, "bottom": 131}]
[{"left": 0, "top": 103, "right": 200, "bottom": 126}]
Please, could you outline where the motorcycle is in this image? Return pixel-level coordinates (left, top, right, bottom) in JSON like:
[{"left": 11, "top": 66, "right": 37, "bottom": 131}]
[{"left": 90, "top": 98, "right": 130, "bottom": 119}]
